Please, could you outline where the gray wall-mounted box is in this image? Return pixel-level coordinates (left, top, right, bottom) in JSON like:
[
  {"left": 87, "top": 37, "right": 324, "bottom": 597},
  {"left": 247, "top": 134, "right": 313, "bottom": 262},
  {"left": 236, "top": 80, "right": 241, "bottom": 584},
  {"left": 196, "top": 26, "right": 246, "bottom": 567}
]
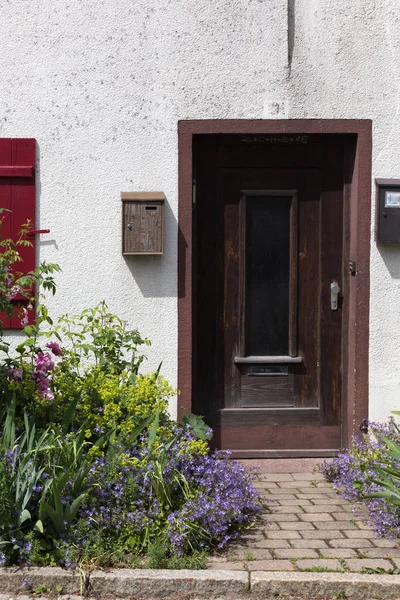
[
  {"left": 121, "top": 192, "right": 165, "bottom": 255},
  {"left": 376, "top": 179, "right": 400, "bottom": 243}
]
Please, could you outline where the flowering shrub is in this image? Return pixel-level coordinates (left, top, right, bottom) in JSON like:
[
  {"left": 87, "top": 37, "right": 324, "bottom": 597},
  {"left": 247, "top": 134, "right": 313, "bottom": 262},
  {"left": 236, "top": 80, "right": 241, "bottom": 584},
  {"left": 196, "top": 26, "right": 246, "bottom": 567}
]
[
  {"left": 0, "top": 212, "right": 260, "bottom": 568},
  {"left": 1, "top": 301, "right": 174, "bottom": 438},
  {"left": 0, "top": 404, "right": 260, "bottom": 568},
  {"left": 48, "top": 424, "right": 259, "bottom": 568},
  {"left": 322, "top": 419, "right": 400, "bottom": 538}
]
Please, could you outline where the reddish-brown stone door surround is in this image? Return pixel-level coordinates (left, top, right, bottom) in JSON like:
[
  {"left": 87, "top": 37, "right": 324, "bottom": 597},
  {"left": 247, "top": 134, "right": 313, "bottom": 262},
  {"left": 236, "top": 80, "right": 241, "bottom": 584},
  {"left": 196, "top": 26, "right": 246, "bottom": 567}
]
[{"left": 178, "top": 120, "right": 372, "bottom": 458}]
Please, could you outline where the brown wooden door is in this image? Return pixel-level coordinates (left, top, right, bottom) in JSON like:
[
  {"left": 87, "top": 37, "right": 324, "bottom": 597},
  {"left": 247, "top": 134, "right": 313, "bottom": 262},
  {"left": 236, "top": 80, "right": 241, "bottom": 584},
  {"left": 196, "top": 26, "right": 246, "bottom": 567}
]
[{"left": 193, "top": 136, "right": 345, "bottom": 456}]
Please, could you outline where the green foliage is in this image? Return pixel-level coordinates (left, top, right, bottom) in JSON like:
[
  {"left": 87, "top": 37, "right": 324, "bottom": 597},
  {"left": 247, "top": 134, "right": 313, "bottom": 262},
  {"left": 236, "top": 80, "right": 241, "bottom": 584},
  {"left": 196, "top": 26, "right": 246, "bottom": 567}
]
[
  {"left": 182, "top": 413, "right": 213, "bottom": 441},
  {"left": 51, "top": 301, "right": 150, "bottom": 380},
  {"left": 362, "top": 429, "right": 400, "bottom": 507},
  {"left": 144, "top": 538, "right": 207, "bottom": 569},
  {"left": 25, "top": 364, "right": 173, "bottom": 441},
  {"left": 4, "top": 300, "right": 174, "bottom": 440}
]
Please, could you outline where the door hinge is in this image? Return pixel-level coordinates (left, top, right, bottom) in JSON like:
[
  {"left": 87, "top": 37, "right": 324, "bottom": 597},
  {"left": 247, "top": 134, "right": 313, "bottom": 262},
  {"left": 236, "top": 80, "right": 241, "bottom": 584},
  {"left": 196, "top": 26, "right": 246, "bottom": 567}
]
[{"left": 349, "top": 260, "right": 356, "bottom": 276}]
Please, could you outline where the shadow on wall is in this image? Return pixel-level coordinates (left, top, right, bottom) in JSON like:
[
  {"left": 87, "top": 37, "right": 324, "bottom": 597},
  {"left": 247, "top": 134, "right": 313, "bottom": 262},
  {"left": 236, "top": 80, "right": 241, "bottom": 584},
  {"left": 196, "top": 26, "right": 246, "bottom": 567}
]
[
  {"left": 124, "top": 199, "right": 178, "bottom": 298},
  {"left": 36, "top": 142, "right": 58, "bottom": 252},
  {"left": 378, "top": 244, "right": 400, "bottom": 279}
]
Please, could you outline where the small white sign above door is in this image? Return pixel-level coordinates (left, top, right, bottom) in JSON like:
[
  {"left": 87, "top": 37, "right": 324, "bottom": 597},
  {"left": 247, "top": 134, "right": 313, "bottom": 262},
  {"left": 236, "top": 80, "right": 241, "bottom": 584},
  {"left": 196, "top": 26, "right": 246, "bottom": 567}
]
[{"left": 385, "top": 190, "right": 400, "bottom": 207}]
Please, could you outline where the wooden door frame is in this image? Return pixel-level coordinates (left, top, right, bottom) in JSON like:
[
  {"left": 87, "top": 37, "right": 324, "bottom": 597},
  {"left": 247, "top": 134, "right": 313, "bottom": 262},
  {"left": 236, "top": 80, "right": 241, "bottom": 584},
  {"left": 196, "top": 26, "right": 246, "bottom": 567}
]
[{"left": 178, "top": 119, "right": 372, "bottom": 451}]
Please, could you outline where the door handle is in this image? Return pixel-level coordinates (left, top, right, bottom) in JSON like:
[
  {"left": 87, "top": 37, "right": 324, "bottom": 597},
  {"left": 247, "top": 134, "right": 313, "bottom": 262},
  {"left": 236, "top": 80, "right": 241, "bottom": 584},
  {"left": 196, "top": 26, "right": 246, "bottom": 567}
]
[{"left": 330, "top": 282, "right": 340, "bottom": 310}]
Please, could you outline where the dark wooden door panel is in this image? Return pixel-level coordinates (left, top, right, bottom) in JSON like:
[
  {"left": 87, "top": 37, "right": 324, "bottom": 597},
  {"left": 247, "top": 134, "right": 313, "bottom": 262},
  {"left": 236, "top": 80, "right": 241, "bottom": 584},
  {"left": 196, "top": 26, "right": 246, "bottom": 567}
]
[
  {"left": 241, "top": 374, "right": 295, "bottom": 408},
  {"left": 193, "top": 136, "right": 345, "bottom": 454}
]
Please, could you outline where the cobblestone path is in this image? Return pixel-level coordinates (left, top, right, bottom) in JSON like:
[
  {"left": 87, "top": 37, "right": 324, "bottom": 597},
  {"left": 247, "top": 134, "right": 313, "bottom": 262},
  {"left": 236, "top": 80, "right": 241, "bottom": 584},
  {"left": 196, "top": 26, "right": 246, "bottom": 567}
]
[{"left": 208, "top": 471, "right": 400, "bottom": 573}]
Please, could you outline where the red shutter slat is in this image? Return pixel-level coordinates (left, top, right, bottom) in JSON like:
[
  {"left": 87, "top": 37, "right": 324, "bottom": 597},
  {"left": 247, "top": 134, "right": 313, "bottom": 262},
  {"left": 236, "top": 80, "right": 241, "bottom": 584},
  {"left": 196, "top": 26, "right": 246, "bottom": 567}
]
[{"left": 0, "top": 166, "right": 34, "bottom": 177}]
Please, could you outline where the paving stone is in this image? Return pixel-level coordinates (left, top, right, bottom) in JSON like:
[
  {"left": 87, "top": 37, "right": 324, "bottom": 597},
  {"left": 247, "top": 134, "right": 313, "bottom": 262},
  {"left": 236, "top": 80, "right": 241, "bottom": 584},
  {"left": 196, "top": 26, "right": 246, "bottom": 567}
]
[
  {"left": 236, "top": 534, "right": 266, "bottom": 544},
  {"left": 321, "top": 549, "right": 358, "bottom": 559},
  {"left": 328, "top": 538, "right": 373, "bottom": 548},
  {"left": 314, "top": 521, "right": 358, "bottom": 530},
  {"left": 388, "top": 557, "right": 400, "bottom": 569},
  {"left": 265, "top": 513, "right": 299, "bottom": 522},
  {"left": 254, "top": 482, "right": 279, "bottom": 489},
  {"left": 362, "top": 547, "right": 400, "bottom": 558},
  {"left": 232, "top": 549, "right": 273, "bottom": 560},
  {"left": 294, "top": 493, "right": 332, "bottom": 499},
  {"left": 263, "top": 493, "right": 298, "bottom": 500},
  {"left": 265, "top": 530, "right": 302, "bottom": 539},
  {"left": 299, "top": 529, "right": 345, "bottom": 540},
  {"left": 296, "top": 559, "right": 343, "bottom": 571},
  {"left": 295, "top": 487, "right": 328, "bottom": 494},
  {"left": 302, "top": 504, "right": 342, "bottom": 513},
  {"left": 253, "top": 540, "right": 291, "bottom": 549},
  {"left": 345, "top": 558, "right": 394, "bottom": 572},
  {"left": 245, "top": 559, "right": 295, "bottom": 571},
  {"left": 330, "top": 512, "right": 356, "bottom": 521},
  {"left": 353, "top": 520, "right": 370, "bottom": 529},
  {"left": 292, "top": 473, "right": 325, "bottom": 481},
  {"left": 262, "top": 474, "right": 294, "bottom": 482},
  {"left": 274, "top": 548, "right": 319, "bottom": 559},
  {"left": 279, "top": 521, "right": 315, "bottom": 530},
  {"left": 277, "top": 481, "right": 307, "bottom": 488},
  {"left": 206, "top": 555, "right": 229, "bottom": 563},
  {"left": 323, "top": 495, "right": 353, "bottom": 504},
  {"left": 277, "top": 498, "right": 312, "bottom": 506},
  {"left": 342, "top": 530, "right": 376, "bottom": 539},
  {"left": 270, "top": 504, "right": 304, "bottom": 514},
  {"left": 295, "top": 481, "right": 332, "bottom": 489},
  {"left": 371, "top": 538, "right": 400, "bottom": 548},
  {"left": 299, "top": 513, "right": 334, "bottom": 522},
  {"left": 261, "top": 521, "right": 280, "bottom": 531},
  {"left": 207, "top": 561, "right": 245, "bottom": 570},
  {"left": 311, "top": 497, "right": 351, "bottom": 505},
  {"left": 291, "top": 539, "right": 329, "bottom": 549}
]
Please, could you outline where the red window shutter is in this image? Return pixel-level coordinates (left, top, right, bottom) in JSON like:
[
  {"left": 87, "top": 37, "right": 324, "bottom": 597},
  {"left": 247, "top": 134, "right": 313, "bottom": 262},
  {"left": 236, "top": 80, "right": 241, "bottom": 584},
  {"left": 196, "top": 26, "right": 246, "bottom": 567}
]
[{"left": 0, "top": 138, "right": 36, "bottom": 329}]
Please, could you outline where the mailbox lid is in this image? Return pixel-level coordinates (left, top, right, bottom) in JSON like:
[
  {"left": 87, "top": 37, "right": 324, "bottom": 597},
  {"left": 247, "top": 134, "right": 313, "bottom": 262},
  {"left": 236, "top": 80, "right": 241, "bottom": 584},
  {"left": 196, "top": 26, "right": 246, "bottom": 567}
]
[
  {"left": 376, "top": 179, "right": 400, "bottom": 243},
  {"left": 122, "top": 192, "right": 165, "bottom": 254}
]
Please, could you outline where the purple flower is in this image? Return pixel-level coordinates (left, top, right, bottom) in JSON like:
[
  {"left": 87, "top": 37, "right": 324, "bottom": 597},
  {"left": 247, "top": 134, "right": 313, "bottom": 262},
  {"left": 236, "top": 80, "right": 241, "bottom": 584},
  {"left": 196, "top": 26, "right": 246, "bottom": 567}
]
[
  {"left": 20, "top": 307, "right": 29, "bottom": 327},
  {"left": 6, "top": 285, "right": 20, "bottom": 301},
  {"left": 7, "top": 366, "right": 23, "bottom": 381}
]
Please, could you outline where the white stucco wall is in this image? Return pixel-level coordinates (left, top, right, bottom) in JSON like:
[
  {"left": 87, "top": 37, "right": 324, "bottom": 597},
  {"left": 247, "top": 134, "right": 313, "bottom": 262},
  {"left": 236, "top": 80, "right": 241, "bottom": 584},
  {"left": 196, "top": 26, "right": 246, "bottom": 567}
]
[{"left": 1, "top": 0, "right": 399, "bottom": 421}]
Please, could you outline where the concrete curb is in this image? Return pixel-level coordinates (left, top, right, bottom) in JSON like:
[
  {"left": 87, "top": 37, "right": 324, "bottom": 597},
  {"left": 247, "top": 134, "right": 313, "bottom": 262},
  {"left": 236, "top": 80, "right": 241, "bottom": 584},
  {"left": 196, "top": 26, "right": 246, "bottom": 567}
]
[
  {"left": 2, "top": 567, "right": 400, "bottom": 599},
  {"left": 251, "top": 571, "right": 400, "bottom": 599},
  {"left": 0, "top": 568, "right": 249, "bottom": 598},
  {"left": 89, "top": 569, "right": 249, "bottom": 598}
]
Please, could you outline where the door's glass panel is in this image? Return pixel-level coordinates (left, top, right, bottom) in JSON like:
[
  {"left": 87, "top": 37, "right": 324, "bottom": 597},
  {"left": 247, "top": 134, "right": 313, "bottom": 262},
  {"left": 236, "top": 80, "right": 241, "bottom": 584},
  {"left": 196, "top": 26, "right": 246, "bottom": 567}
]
[{"left": 245, "top": 196, "right": 291, "bottom": 356}]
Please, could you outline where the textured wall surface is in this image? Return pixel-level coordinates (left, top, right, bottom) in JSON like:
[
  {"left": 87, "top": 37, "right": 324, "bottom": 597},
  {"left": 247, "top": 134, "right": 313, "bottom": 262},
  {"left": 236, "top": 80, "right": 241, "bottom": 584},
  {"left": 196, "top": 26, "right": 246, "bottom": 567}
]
[{"left": 0, "top": 0, "right": 399, "bottom": 421}]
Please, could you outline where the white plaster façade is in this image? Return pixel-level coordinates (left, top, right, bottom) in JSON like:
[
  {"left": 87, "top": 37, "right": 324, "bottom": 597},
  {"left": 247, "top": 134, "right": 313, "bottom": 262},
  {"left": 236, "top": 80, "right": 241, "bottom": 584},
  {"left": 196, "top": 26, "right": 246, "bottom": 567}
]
[{"left": 0, "top": 0, "right": 399, "bottom": 422}]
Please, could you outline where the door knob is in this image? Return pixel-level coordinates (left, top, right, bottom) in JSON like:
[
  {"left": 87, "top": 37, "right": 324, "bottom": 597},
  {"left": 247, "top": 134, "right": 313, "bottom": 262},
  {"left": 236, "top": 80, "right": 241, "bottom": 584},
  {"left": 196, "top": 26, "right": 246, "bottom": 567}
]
[{"left": 331, "top": 282, "right": 340, "bottom": 310}]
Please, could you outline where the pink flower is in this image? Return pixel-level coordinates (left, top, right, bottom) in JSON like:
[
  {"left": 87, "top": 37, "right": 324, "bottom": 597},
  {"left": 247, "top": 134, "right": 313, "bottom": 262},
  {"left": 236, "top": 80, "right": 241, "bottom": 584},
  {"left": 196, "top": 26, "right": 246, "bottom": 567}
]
[
  {"left": 20, "top": 308, "right": 29, "bottom": 327},
  {"left": 46, "top": 341, "right": 62, "bottom": 356},
  {"left": 34, "top": 352, "right": 55, "bottom": 374},
  {"left": 33, "top": 352, "right": 55, "bottom": 400},
  {"left": 6, "top": 285, "right": 20, "bottom": 301}
]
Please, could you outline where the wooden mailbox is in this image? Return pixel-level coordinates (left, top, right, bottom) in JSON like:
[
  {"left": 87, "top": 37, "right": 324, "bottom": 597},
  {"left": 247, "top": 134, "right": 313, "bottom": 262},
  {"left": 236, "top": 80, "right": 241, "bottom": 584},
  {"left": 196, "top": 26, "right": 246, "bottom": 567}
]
[{"left": 121, "top": 192, "right": 165, "bottom": 255}]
